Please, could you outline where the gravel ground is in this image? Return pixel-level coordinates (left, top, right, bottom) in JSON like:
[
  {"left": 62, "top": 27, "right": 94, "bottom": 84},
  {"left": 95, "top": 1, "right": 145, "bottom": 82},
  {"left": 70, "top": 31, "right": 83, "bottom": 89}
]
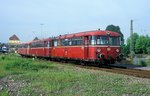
[{"left": 0, "top": 75, "right": 27, "bottom": 96}]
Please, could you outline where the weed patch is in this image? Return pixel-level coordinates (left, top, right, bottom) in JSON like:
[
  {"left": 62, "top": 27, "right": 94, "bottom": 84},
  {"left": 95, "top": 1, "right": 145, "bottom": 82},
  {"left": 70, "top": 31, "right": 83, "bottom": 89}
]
[
  {"left": 0, "top": 89, "right": 9, "bottom": 96},
  {"left": 139, "top": 60, "right": 147, "bottom": 67},
  {"left": 5, "top": 60, "right": 52, "bottom": 71}
]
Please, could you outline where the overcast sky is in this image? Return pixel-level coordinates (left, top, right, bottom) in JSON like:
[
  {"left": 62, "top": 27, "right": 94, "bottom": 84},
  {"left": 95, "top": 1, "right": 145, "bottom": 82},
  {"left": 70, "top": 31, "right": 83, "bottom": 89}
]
[{"left": 0, "top": 0, "right": 150, "bottom": 43}]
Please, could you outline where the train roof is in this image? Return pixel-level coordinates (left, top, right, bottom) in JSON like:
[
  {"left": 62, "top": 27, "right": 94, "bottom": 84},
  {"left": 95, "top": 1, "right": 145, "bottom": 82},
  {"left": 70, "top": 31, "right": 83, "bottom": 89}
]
[
  {"left": 19, "top": 38, "right": 52, "bottom": 45},
  {"left": 56, "top": 30, "right": 121, "bottom": 39},
  {"left": 19, "top": 30, "right": 121, "bottom": 44},
  {"left": 18, "top": 42, "right": 30, "bottom": 45},
  {"left": 29, "top": 38, "right": 52, "bottom": 43}
]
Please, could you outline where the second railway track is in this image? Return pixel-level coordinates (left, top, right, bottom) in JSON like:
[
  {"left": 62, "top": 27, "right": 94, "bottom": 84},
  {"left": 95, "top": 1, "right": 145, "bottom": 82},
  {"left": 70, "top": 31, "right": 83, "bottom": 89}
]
[
  {"left": 80, "top": 65, "right": 150, "bottom": 79},
  {"left": 53, "top": 61, "right": 150, "bottom": 79}
]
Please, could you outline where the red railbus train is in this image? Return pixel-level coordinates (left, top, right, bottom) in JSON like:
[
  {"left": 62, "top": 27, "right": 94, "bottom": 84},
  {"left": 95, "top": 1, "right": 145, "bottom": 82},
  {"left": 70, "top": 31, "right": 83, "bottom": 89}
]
[{"left": 17, "top": 30, "right": 122, "bottom": 66}]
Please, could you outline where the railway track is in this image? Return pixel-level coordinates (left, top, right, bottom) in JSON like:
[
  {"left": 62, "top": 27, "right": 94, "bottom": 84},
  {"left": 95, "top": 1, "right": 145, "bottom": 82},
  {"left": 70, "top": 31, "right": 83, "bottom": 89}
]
[
  {"left": 99, "top": 68, "right": 150, "bottom": 79},
  {"left": 52, "top": 61, "right": 150, "bottom": 79},
  {"left": 77, "top": 65, "right": 150, "bottom": 79}
]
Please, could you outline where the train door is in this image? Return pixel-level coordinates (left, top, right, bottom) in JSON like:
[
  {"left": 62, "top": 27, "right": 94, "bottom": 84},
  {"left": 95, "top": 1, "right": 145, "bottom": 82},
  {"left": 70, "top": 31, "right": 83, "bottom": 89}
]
[
  {"left": 84, "top": 36, "right": 89, "bottom": 59},
  {"left": 48, "top": 41, "right": 51, "bottom": 57},
  {"left": 27, "top": 44, "right": 30, "bottom": 55},
  {"left": 44, "top": 41, "right": 47, "bottom": 57},
  {"left": 46, "top": 40, "right": 52, "bottom": 57}
]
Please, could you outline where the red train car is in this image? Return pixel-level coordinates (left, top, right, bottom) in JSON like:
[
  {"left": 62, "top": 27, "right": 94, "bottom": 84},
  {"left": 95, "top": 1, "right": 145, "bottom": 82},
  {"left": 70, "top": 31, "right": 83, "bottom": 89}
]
[
  {"left": 17, "top": 42, "right": 30, "bottom": 56},
  {"left": 17, "top": 38, "right": 52, "bottom": 58},
  {"left": 17, "top": 30, "right": 122, "bottom": 65}
]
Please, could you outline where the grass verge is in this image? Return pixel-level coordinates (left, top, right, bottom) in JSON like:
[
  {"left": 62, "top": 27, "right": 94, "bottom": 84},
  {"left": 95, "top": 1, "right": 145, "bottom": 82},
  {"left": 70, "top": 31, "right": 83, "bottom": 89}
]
[
  {"left": 0, "top": 89, "right": 9, "bottom": 96},
  {"left": 0, "top": 54, "right": 150, "bottom": 96}
]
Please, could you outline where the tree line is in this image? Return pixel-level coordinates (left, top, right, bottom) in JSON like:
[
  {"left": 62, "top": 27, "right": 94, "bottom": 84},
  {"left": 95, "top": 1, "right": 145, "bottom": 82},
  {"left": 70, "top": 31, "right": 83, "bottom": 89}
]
[
  {"left": 106, "top": 25, "right": 150, "bottom": 56},
  {"left": 122, "top": 33, "right": 150, "bottom": 56}
]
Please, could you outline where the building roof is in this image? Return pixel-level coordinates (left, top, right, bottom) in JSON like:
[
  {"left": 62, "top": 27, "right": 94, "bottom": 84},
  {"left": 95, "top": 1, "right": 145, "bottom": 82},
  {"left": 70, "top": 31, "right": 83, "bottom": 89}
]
[
  {"left": 9, "top": 34, "right": 20, "bottom": 40},
  {"left": 33, "top": 37, "right": 39, "bottom": 41}
]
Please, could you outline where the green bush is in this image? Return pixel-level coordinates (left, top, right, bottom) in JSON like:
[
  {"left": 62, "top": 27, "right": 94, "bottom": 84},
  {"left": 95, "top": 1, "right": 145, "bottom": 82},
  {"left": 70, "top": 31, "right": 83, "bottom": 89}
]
[
  {"left": 1, "top": 56, "right": 5, "bottom": 60},
  {"left": 147, "top": 47, "right": 150, "bottom": 54},
  {"left": 139, "top": 60, "right": 147, "bottom": 67}
]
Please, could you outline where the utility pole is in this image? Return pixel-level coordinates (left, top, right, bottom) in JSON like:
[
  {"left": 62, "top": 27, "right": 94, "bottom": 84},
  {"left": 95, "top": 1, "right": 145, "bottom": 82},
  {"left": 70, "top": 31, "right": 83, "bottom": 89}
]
[{"left": 130, "top": 20, "right": 134, "bottom": 58}]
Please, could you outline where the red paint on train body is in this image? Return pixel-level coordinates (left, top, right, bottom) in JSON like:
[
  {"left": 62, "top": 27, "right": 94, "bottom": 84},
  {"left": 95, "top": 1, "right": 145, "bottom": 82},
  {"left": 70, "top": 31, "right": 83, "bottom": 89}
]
[{"left": 17, "top": 30, "right": 122, "bottom": 65}]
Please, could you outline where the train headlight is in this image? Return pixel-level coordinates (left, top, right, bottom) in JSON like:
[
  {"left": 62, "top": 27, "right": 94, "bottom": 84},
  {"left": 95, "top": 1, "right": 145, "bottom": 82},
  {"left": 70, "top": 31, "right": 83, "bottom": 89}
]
[
  {"left": 107, "top": 48, "right": 111, "bottom": 51},
  {"left": 97, "top": 54, "right": 104, "bottom": 59},
  {"left": 97, "top": 48, "right": 101, "bottom": 52},
  {"left": 100, "top": 54, "right": 104, "bottom": 58},
  {"left": 116, "top": 49, "right": 119, "bottom": 53}
]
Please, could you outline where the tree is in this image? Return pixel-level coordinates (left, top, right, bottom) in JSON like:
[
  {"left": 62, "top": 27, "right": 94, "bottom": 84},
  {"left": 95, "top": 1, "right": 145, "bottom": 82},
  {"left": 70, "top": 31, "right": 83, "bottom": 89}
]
[
  {"left": 106, "top": 25, "right": 121, "bottom": 33},
  {"left": 132, "top": 33, "right": 139, "bottom": 48},
  {"left": 145, "top": 35, "right": 150, "bottom": 54},
  {"left": 106, "top": 25, "right": 124, "bottom": 42},
  {"left": 135, "top": 36, "right": 148, "bottom": 54},
  {"left": 121, "top": 44, "right": 129, "bottom": 57},
  {"left": 126, "top": 33, "right": 139, "bottom": 53},
  {"left": 147, "top": 47, "right": 150, "bottom": 54}
]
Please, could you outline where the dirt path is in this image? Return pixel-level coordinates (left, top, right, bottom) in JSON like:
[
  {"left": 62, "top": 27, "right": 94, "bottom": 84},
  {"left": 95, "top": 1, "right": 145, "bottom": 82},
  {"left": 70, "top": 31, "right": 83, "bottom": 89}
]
[{"left": 0, "top": 75, "right": 27, "bottom": 96}]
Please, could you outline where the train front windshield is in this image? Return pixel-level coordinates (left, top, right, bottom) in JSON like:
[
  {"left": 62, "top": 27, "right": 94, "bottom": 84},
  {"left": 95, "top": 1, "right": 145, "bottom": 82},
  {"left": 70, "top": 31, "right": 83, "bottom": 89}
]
[
  {"left": 109, "top": 37, "right": 120, "bottom": 46},
  {"left": 90, "top": 36, "right": 120, "bottom": 46}
]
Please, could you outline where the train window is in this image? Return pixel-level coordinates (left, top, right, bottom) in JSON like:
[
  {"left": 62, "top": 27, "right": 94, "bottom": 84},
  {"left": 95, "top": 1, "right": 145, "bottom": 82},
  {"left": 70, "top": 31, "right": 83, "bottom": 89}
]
[
  {"left": 40, "top": 42, "right": 42, "bottom": 47},
  {"left": 54, "top": 40, "right": 58, "bottom": 47},
  {"left": 97, "top": 36, "right": 108, "bottom": 45},
  {"left": 18, "top": 44, "right": 21, "bottom": 48},
  {"left": 69, "top": 40, "right": 72, "bottom": 45},
  {"left": 47, "top": 41, "right": 51, "bottom": 47},
  {"left": 22, "top": 45, "right": 25, "bottom": 48},
  {"left": 90, "top": 36, "right": 108, "bottom": 45},
  {"left": 31, "top": 43, "right": 36, "bottom": 48},
  {"left": 18, "top": 44, "right": 23, "bottom": 48},
  {"left": 24, "top": 44, "right": 28, "bottom": 48},
  {"left": 58, "top": 40, "right": 61, "bottom": 46},
  {"left": 61, "top": 39, "right": 68, "bottom": 46},
  {"left": 61, "top": 39, "right": 65, "bottom": 46},
  {"left": 30, "top": 41, "right": 45, "bottom": 48},
  {"left": 72, "top": 37, "right": 82, "bottom": 46},
  {"left": 36, "top": 42, "right": 40, "bottom": 47},
  {"left": 91, "top": 36, "right": 96, "bottom": 45},
  {"left": 21, "top": 44, "right": 26, "bottom": 48},
  {"left": 27, "top": 45, "right": 30, "bottom": 48},
  {"left": 109, "top": 37, "right": 120, "bottom": 46},
  {"left": 44, "top": 41, "right": 51, "bottom": 47},
  {"left": 61, "top": 39, "right": 72, "bottom": 46},
  {"left": 37, "top": 42, "right": 44, "bottom": 47}
]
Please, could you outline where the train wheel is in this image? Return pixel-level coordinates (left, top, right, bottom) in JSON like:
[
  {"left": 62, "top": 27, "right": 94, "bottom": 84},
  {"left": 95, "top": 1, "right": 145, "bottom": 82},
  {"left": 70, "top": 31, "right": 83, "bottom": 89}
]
[
  {"left": 98, "top": 62, "right": 102, "bottom": 67},
  {"left": 110, "top": 60, "right": 115, "bottom": 64},
  {"left": 80, "top": 61, "right": 86, "bottom": 66},
  {"left": 101, "top": 60, "right": 105, "bottom": 65},
  {"left": 64, "top": 59, "right": 68, "bottom": 63},
  {"left": 98, "top": 60, "right": 106, "bottom": 67},
  {"left": 99, "top": 61, "right": 104, "bottom": 67}
]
